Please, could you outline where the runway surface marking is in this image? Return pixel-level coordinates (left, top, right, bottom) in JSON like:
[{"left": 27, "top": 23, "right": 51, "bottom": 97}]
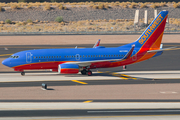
[
  {"left": 0, "top": 54, "right": 12, "bottom": 56},
  {"left": 120, "top": 74, "right": 137, "bottom": 80},
  {"left": 100, "top": 71, "right": 137, "bottom": 80},
  {"left": 83, "top": 100, "right": 93, "bottom": 103},
  {"left": 71, "top": 80, "right": 88, "bottom": 84}
]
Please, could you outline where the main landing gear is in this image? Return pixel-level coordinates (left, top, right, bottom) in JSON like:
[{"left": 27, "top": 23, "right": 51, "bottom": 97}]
[
  {"left": 81, "top": 69, "right": 92, "bottom": 76},
  {"left": 21, "top": 72, "right": 25, "bottom": 76}
]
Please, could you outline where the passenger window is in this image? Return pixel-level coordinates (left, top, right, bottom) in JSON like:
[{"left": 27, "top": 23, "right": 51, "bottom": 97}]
[
  {"left": 88, "top": 55, "right": 90, "bottom": 57},
  {"left": 52, "top": 56, "right": 54, "bottom": 58},
  {"left": 93, "top": 55, "right": 95, "bottom": 57},
  {"left": 96, "top": 55, "right": 98, "bottom": 57}
]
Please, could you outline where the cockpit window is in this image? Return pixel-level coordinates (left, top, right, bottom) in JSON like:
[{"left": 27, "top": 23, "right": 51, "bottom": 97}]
[{"left": 9, "top": 55, "right": 19, "bottom": 59}]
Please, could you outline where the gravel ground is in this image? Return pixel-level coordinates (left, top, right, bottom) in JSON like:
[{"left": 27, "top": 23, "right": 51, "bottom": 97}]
[{"left": 0, "top": 7, "right": 179, "bottom": 22}]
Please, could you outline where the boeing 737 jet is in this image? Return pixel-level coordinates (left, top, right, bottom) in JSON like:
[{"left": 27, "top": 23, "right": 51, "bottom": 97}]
[{"left": 2, "top": 10, "right": 171, "bottom": 76}]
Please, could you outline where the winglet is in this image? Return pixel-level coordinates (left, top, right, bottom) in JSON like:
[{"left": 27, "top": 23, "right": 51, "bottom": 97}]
[
  {"left": 93, "top": 39, "right": 101, "bottom": 48},
  {"left": 123, "top": 44, "right": 135, "bottom": 59}
]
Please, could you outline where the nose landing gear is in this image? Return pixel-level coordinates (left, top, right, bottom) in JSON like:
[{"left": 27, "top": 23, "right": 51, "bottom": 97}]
[{"left": 21, "top": 72, "right": 25, "bottom": 76}]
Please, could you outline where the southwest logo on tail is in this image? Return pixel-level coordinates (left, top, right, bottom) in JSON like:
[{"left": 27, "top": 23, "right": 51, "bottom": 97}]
[{"left": 2, "top": 10, "right": 173, "bottom": 76}]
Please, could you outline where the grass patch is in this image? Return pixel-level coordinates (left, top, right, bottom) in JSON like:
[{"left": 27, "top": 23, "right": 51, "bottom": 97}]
[
  {"left": 55, "top": 16, "right": 63, "bottom": 23},
  {"left": 5, "top": 19, "right": 12, "bottom": 24}
]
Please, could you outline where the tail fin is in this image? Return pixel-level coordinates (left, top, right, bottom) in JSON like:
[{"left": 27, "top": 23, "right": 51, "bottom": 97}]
[
  {"left": 135, "top": 10, "right": 168, "bottom": 52},
  {"left": 93, "top": 39, "right": 101, "bottom": 48}
]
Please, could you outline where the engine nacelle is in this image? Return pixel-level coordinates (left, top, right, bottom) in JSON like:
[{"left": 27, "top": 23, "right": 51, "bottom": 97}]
[{"left": 58, "top": 64, "right": 79, "bottom": 74}]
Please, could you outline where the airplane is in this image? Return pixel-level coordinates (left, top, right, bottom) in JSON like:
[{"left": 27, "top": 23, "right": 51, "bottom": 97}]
[{"left": 2, "top": 10, "right": 172, "bottom": 76}]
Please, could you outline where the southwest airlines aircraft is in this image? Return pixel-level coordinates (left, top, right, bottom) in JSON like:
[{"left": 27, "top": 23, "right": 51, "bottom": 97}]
[{"left": 2, "top": 10, "right": 171, "bottom": 76}]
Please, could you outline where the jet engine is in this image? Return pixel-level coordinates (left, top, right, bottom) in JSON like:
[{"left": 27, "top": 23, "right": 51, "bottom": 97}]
[{"left": 58, "top": 64, "right": 79, "bottom": 74}]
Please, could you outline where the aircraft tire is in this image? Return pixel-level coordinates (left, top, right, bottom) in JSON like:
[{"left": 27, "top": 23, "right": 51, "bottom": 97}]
[
  {"left": 87, "top": 71, "right": 92, "bottom": 76},
  {"left": 21, "top": 72, "right": 25, "bottom": 76},
  {"left": 81, "top": 70, "right": 87, "bottom": 75}
]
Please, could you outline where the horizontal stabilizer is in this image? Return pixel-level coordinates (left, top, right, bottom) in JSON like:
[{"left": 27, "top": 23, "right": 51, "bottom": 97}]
[{"left": 147, "top": 47, "right": 177, "bottom": 53}]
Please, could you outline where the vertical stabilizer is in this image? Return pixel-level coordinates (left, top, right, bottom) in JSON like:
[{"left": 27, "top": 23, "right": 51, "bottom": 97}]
[{"left": 135, "top": 10, "right": 168, "bottom": 52}]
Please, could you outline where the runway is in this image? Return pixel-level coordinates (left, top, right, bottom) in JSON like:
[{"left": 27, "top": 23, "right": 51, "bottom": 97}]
[
  {"left": 0, "top": 43, "right": 180, "bottom": 119},
  {"left": 1, "top": 108, "right": 180, "bottom": 117}
]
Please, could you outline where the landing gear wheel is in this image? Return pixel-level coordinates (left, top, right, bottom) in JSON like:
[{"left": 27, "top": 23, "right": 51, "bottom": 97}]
[
  {"left": 87, "top": 71, "right": 92, "bottom": 76},
  {"left": 81, "top": 69, "right": 87, "bottom": 75},
  {"left": 21, "top": 72, "right": 25, "bottom": 76}
]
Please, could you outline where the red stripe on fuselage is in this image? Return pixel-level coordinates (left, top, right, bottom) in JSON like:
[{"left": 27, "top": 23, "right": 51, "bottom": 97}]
[{"left": 13, "top": 61, "right": 65, "bottom": 70}]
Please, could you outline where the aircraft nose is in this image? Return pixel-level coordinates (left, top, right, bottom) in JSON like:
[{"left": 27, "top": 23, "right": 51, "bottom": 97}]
[{"left": 2, "top": 59, "right": 10, "bottom": 67}]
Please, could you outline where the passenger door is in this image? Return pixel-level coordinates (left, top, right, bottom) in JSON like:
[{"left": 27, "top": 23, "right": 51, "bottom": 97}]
[{"left": 26, "top": 52, "right": 32, "bottom": 63}]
